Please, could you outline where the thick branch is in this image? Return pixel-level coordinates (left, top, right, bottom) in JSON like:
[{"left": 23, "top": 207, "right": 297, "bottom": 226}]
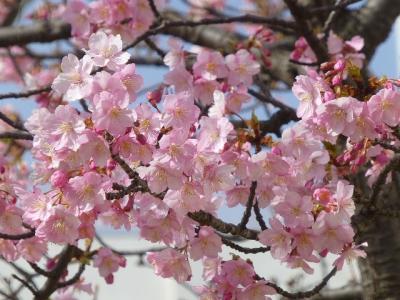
[
  {"left": 34, "top": 245, "right": 77, "bottom": 300},
  {"left": 188, "top": 211, "right": 260, "bottom": 240},
  {"left": 335, "top": 0, "right": 400, "bottom": 60}
]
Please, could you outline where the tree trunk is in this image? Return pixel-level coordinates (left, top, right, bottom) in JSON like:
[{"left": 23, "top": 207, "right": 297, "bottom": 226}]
[{"left": 355, "top": 178, "right": 400, "bottom": 299}]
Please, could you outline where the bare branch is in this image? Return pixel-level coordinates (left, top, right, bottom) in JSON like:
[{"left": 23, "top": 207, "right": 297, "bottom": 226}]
[
  {"left": 0, "top": 131, "right": 33, "bottom": 140},
  {"left": 0, "top": 87, "right": 51, "bottom": 101},
  {"left": 238, "top": 181, "right": 257, "bottom": 229},
  {"left": 253, "top": 201, "right": 268, "bottom": 230},
  {"left": 265, "top": 267, "right": 337, "bottom": 299},
  {"left": 284, "top": 0, "right": 328, "bottom": 63},
  {"left": 220, "top": 236, "right": 270, "bottom": 254},
  {"left": 11, "top": 275, "right": 37, "bottom": 296},
  {"left": 95, "top": 232, "right": 165, "bottom": 256},
  {"left": 147, "top": 0, "right": 161, "bottom": 19},
  {"left": 188, "top": 211, "right": 260, "bottom": 240},
  {"left": 0, "top": 229, "right": 35, "bottom": 240}
]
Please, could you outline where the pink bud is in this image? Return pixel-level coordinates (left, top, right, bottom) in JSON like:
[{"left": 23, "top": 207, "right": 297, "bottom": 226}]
[
  {"left": 136, "top": 134, "right": 147, "bottom": 145},
  {"left": 271, "top": 146, "right": 282, "bottom": 156},
  {"left": 332, "top": 74, "right": 342, "bottom": 86},
  {"left": 50, "top": 170, "right": 68, "bottom": 188},
  {"left": 46, "top": 259, "right": 56, "bottom": 270},
  {"left": 105, "top": 274, "right": 114, "bottom": 284},
  {"left": 375, "top": 152, "right": 390, "bottom": 165},
  {"left": 324, "top": 91, "right": 335, "bottom": 102},
  {"left": 313, "top": 188, "right": 331, "bottom": 205},
  {"left": 89, "top": 160, "right": 97, "bottom": 170},
  {"left": 334, "top": 59, "right": 345, "bottom": 71},
  {"left": 107, "top": 159, "right": 116, "bottom": 171},
  {"left": 119, "top": 256, "right": 127, "bottom": 268},
  {"left": 355, "top": 155, "right": 366, "bottom": 166},
  {"left": 319, "top": 248, "right": 328, "bottom": 257}
]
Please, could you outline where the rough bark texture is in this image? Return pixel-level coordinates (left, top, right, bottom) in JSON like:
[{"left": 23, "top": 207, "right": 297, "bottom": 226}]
[
  {"left": 358, "top": 216, "right": 400, "bottom": 299},
  {"left": 353, "top": 175, "right": 400, "bottom": 299}
]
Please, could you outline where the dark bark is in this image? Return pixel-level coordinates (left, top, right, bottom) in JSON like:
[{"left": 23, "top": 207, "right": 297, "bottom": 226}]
[
  {"left": 357, "top": 215, "right": 400, "bottom": 299},
  {"left": 353, "top": 171, "right": 400, "bottom": 299}
]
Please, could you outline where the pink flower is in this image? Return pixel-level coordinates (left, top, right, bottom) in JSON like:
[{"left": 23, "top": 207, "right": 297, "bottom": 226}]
[
  {"left": 197, "top": 117, "right": 233, "bottom": 152},
  {"left": 163, "top": 39, "right": 185, "bottom": 69},
  {"left": 274, "top": 191, "right": 313, "bottom": 228},
  {"left": 64, "top": 172, "right": 106, "bottom": 211},
  {"left": 226, "top": 186, "right": 250, "bottom": 207},
  {"left": 333, "top": 243, "right": 367, "bottom": 270},
  {"left": 63, "top": 0, "right": 91, "bottom": 37},
  {"left": 50, "top": 105, "right": 86, "bottom": 151},
  {"left": 368, "top": 88, "right": 400, "bottom": 127},
  {"left": 203, "top": 164, "right": 235, "bottom": 194},
  {"left": 292, "top": 227, "right": 315, "bottom": 259},
  {"left": 147, "top": 248, "right": 192, "bottom": 283},
  {"left": 237, "top": 281, "right": 275, "bottom": 300},
  {"left": 163, "top": 181, "right": 203, "bottom": 217},
  {"left": 259, "top": 218, "right": 292, "bottom": 260},
  {"left": 193, "top": 79, "right": 219, "bottom": 106},
  {"left": 226, "top": 49, "right": 260, "bottom": 86},
  {"left": 52, "top": 54, "right": 94, "bottom": 102},
  {"left": 114, "top": 64, "right": 143, "bottom": 100},
  {"left": 221, "top": 259, "right": 255, "bottom": 287},
  {"left": 189, "top": 226, "right": 222, "bottom": 260},
  {"left": 225, "top": 89, "right": 251, "bottom": 114},
  {"left": 15, "top": 186, "right": 51, "bottom": 224},
  {"left": 292, "top": 75, "right": 322, "bottom": 119},
  {"left": 343, "top": 103, "right": 377, "bottom": 142},
  {"left": 137, "top": 160, "right": 183, "bottom": 193},
  {"left": 333, "top": 180, "right": 355, "bottom": 222},
  {"left": 0, "top": 206, "right": 24, "bottom": 235},
  {"left": 0, "top": 239, "right": 19, "bottom": 261},
  {"left": 93, "top": 247, "right": 126, "bottom": 284},
  {"left": 86, "top": 31, "right": 130, "bottom": 70},
  {"left": 250, "top": 152, "right": 290, "bottom": 180},
  {"left": 135, "top": 103, "right": 161, "bottom": 144},
  {"left": 284, "top": 254, "right": 319, "bottom": 274},
  {"left": 89, "top": 0, "right": 114, "bottom": 26},
  {"left": 162, "top": 92, "right": 200, "bottom": 130},
  {"left": 164, "top": 66, "right": 193, "bottom": 92},
  {"left": 193, "top": 50, "right": 228, "bottom": 80},
  {"left": 312, "top": 214, "right": 354, "bottom": 254},
  {"left": 36, "top": 206, "right": 80, "bottom": 244},
  {"left": 50, "top": 170, "right": 69, "bottom": 188},
  {"left": 92, "top": 91, "right": 135, "bottom": 136},
  {"left": 316, "top": 96, "right": 361, "bottom": 136},
  {"left": 16, "top": 237, "right": 47, "bottom": 263},
  {"left": 291, "top": 37, "right": 315, "bottom": 62}
]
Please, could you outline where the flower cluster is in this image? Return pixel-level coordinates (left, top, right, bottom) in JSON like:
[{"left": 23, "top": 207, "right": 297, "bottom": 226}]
[
  {"left": 0, "top": 22, "right": 378, "bottom": 298},
  {"left": 64, "top": 0, "right": 164, "bottom": 41}
]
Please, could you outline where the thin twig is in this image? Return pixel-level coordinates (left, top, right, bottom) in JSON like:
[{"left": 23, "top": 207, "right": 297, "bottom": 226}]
[
  {"left": 147, "top": 0, "right": 161, "bottom": 19},
  {"left": 0, "top": 87, "right": 51, "bottom": 101},
  {"left": 238, "top": 181, "right": 257, "bottom": 229},
  {"left": 220, "top": 236, "right": 270, "bottom": 254},
  {"left": 12, "top": 275, "right": 37, "bottom": 296},
  {"left": 0, "top": 131, "right": 33, "bottom": 140},
  {"left": 264, "top": 267, "right": 337, "bottom": 299},
  {"left": 253, "top": 201, "right": 267, "bottom": 230}
]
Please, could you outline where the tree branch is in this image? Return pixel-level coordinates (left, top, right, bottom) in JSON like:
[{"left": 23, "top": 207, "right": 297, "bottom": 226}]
[
  {"left": 265, "top": 267, "right": 337, "bottom": 299},
  {"left": 334, "top": 0, "right": 400, "bottom": 60}
]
